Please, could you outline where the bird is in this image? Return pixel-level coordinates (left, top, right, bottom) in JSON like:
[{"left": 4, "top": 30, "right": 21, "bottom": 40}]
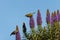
[
  {"left": 22, "top": 22, "right": 26, "bottom": 33},
  {"left": 25, "top": 12, "right": 35, "bottom": 18},
  {"left": 10, "top": 25, "right": 19, "bottom": 36},
  {"left": 10, "top": 25, "right": 21, "bottom": 40}
]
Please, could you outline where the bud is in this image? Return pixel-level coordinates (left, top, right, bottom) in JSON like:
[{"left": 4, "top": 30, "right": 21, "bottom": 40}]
[
  {"left": 57, "top": 10, "right": 60, "bottom": 22},
  {"left": 37, "top": 9, "right": 42, "bottom": 25},
  {"left": 16, "top": 26, "right": 21, "bottom": 40},
  {"left": 16, "top": 32, "right": 21, "bottom": 40},
  {"left": 46, "top": 9, "right": 50, "bottom": 24},
  {"left": 51, "top": 12, "right": 54, "bottom": 26},
  {"left": 44, "top": 27, "right": 46, "bottom": 32},
  {"left": 30, "top": 16, "right": 35, "bottom": 28},
  {"left": 53, "top": 11, "right": 58, "bottom": 22}
]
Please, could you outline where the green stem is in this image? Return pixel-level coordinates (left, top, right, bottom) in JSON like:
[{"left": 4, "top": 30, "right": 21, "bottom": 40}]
[{"left": 38, "top": 25, "right": 42, "bottom": 32}]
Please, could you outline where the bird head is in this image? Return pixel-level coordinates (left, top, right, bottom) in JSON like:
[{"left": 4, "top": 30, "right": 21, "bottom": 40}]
[{"left": 25, "top": 13, "right": 33, "bottom": 18}]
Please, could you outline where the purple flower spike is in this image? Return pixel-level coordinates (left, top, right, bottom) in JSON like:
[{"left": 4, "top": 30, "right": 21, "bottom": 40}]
[
  {"left": 46, "top": 9, "right": 50, "bottom": 24},
  {"left": 30, "top": 16, "right": 35, "bottom": 28},
  {"left": 57, "top": 10, "right": 60, "bottom": 22},
  {"left": 37, "top": 9, "right": 42, "bottom": 25},
  {"left": 16, "top": 25, "right": 21, "bottom": 40},
  {"left": 51, "top": 12, "right": 54, "bottom": 26},
  {"left": 16, "top": 32, "right": 21, "bottom": 40},
  {"left": 53, "top": 11, "right": 58, "bottom": 22},
  {"left": 10, "top": 25, "right": 21, "bottom": 40}
]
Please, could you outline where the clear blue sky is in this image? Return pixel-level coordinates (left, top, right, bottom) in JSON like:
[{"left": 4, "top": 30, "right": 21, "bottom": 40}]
[{"left": 0, "top": 0, "right": 60, "bottom": 40}]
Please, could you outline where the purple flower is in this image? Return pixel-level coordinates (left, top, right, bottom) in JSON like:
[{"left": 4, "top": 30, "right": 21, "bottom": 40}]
[
  {"left": 16, "top": 25, "right": 21, "bottom": 40},
  {"left": 57, "top": 10, "right": 60, "bottom": 22},
  {"left": 16, "top": 32, "right": 21, "bottom": 40},
  {"left": 30, "top": 16, "right": 35, "bottom": 28},
  {"left": 10, "top": 25, "right": 21, "bottom": 40},
  {"left": 37, "top": 9, "right": 42, "bottom": 25},
  {"left": 46, "top": 9, "right": 50, "bottom": 24},
  {"left": 53, "top": 11, "right": 58, "bottom": 22},
  {"left": 51, "top": 12, "right": 54, "bottom": 26}
]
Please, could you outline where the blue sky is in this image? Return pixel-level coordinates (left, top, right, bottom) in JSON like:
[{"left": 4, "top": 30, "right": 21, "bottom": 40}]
[{"left": 0, "top": 0, "right": 60, "bottom": 40}]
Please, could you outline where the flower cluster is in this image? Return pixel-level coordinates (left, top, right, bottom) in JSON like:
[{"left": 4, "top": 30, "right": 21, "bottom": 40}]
[
  {"left": 23, "top": 9, "right": 60, "bottom": 40},
  {"left": 11, "top": 9, "right": 60, "bottom": 40}
]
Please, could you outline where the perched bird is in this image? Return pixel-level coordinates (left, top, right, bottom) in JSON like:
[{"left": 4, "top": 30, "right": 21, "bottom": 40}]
[
  {"left": 25, "top": 12, "right": 35, "bottom": 18},
  {"left": 25, "top": 12, "right": 35, "bottom": 28},
  {"left": 22, "top": 22, "right": 28, "bottom": 38},
  {"left": 10, "top": 25, "right": 21, "bottom": 40},
  {"left": 22, "top": 22, "right": 26, "bottom": 33},
  {"left": 10, "top": 25, "right": 19, "bottom": 36}
]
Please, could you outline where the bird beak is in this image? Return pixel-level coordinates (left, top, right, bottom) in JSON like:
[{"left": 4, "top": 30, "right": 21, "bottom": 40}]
[
  {"left": 25, "top": 14, "right": 29, "bottom": 17},
  {"left": 10, "top": 31, "right": 16, "bottom": 36}
]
